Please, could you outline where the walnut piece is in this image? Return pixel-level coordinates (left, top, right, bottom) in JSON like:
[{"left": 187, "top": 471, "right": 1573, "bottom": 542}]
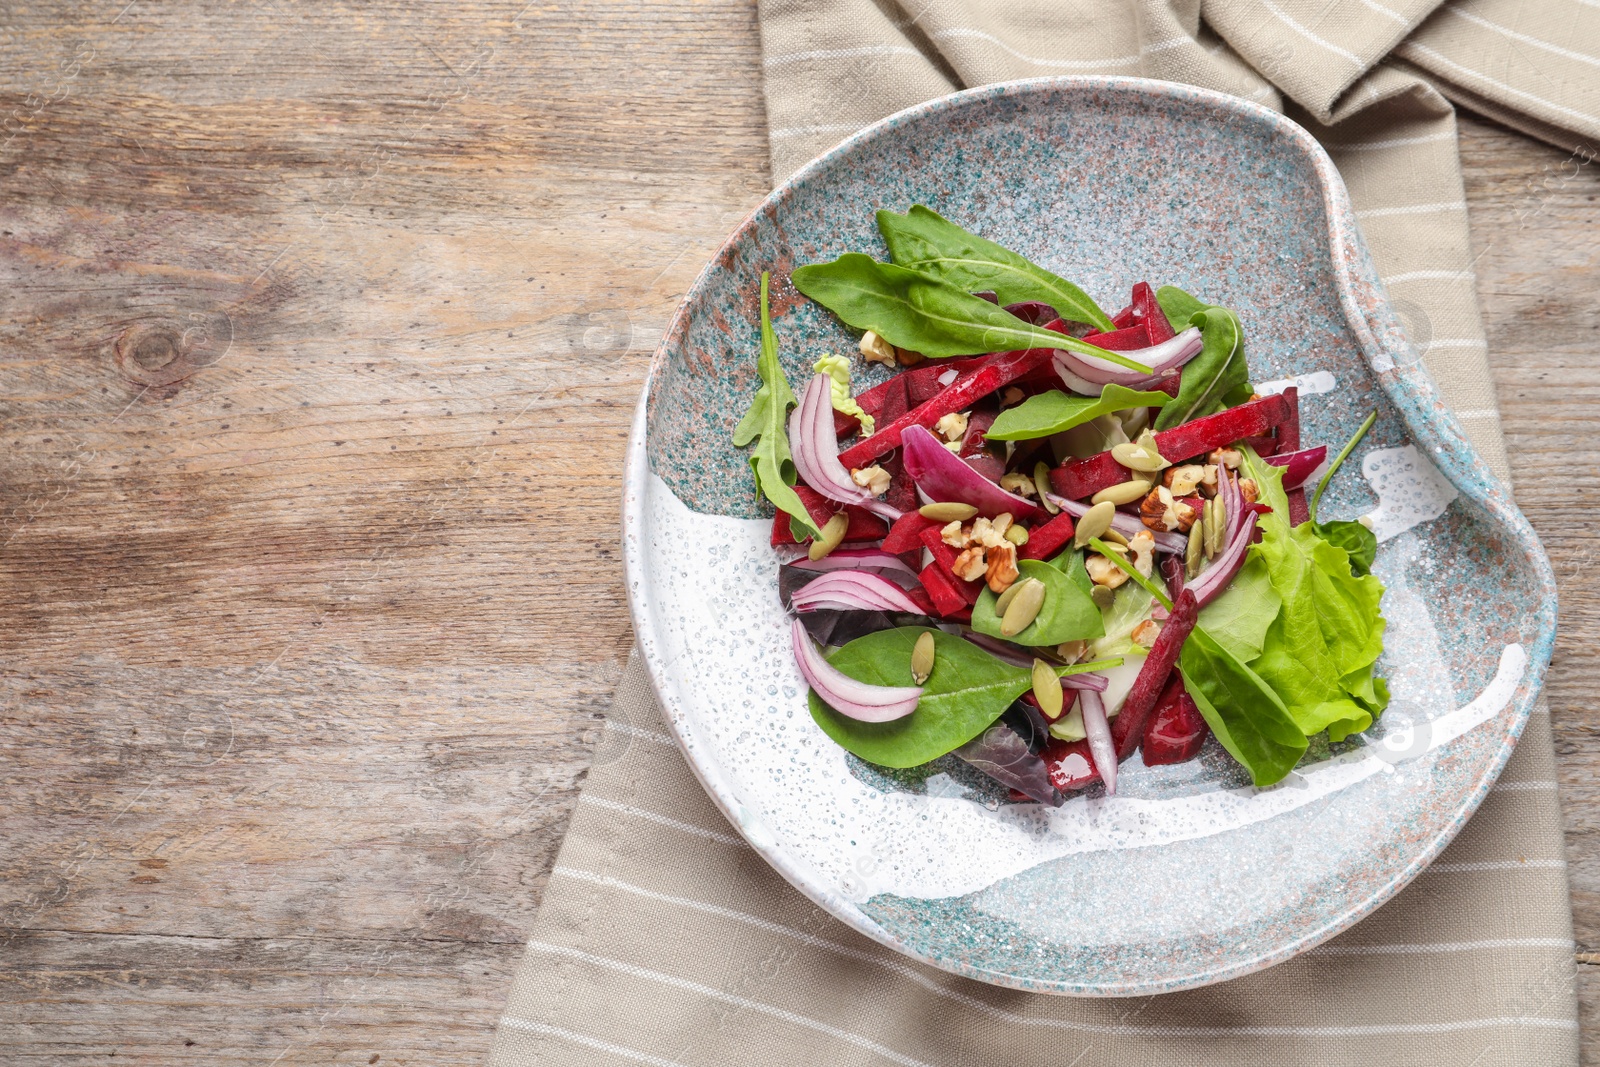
[
  {"left": 858, "top": 330, "right": 897, "bottom": 367},
  {"left": 1139, "top": 485, "right": 1197, "bottom": 533},
  {"left": 849, "top": 465, "right": 891, "bottom": 496},
  {"left": 1131, "top": 619, "right": 1162, "bottom": 648},
  {"left": 1163, "top": 464, "right": 1206, "bottom": 497},
  {"left": 1085, "top": 553, "right": 1130, "bottom": 589},
  {"left": 984, "top": 542, "right": 1019, "bottom": 593},
  {"left": 999, "top": 472, "right": 1038, "bottom": 499},
  {"left": 934, "top": 411, "right": 969, "bottom": 442},
  {"left": 952, "top": 546, "right": 988, "bottom": 582},
  {"left": 1239, "top": 478, "right": 1260, "bottom": 504},
  {"left": 1128, "top": 530, "right": 1155, "bottom": 576},
  {"left": 1208, "top": 447, "right": 1243, "bottom": 470}
]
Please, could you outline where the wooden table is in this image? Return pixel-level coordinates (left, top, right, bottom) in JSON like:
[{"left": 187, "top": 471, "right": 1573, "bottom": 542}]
[{"left": 1, "top": 2, "right": 1595, "bottom": 1062}]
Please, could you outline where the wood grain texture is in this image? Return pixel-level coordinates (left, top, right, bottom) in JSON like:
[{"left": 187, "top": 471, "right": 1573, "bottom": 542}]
[{"left": 0, "top": 0, "right": 1595, "bottom": 1063}]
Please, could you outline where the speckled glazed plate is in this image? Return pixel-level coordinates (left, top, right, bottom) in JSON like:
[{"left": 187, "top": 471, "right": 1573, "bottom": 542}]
[{"left": 621, "top": 77, "right": 1557, "bottom": 995}]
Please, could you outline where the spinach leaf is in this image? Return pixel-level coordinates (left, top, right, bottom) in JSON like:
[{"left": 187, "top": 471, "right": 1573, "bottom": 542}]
[
  {"left": 790, "top": 254, "right": 1151, "bottom": 370},
  {"left": 876, "top": 205, "right": 1115, "bottom": 331},
  {"left": 731, "top": 272, "right": 821, "bottom": 540},
  {"left": 985, "top": 383, "right": 1172, "bottom": 441},
  {"left": 1153, "top": 306, "right": 1250, "bottom": 430},
  {"left": 1179, "top": 624, "right": 1308, "bottom": 787},
  {"left": 809, "top": 627, "right": 1034, "bottom": 768},
  {"left": 1314, "top": 520, "right": 1378, "bottom": 575},
  {"left": 1155, "top": 284, "right": 1209, "bottom": 334},
  {"left": 1195, "top": 555, "right": 1281, "bottom": 662},
  {"left": 1241, "top": 451, "right": 1389, "bottom": 741},
  {"left": 971, "top": 559, "right": 1105, "bottom": 647}
]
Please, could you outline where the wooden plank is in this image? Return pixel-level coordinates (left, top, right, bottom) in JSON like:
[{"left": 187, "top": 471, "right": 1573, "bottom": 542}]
[{"left": 0, "top": 0, "right": 1597, "bottom": 1064}]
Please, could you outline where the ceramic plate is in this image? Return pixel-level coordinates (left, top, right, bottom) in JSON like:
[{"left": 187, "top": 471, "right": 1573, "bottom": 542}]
[{"left": 621, "top": 77, "right": 1557, "bottom": 995}]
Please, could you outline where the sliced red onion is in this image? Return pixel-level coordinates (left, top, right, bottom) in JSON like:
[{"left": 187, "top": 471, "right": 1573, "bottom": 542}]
[
  {"left": 791, "top": 619, "right": 921, "bottom": 722},
  {"left": 790, "top": 571, "right": 928, "bottom": 614},
  {"left": 1264, "top": 445, "right": 1328, "bottom": 490},
  {"left": 789, "top": 549, "right": 921, "bottom": 587},
  {"left": 901, "top": 425, "right": 1042, "bottom": 520},
  {"left": 1079, "top": 689, "right": 1117, "bottom": 796},
  {"left": 1186, "top": 511, "right": 1258, "bottom": 608},
  {"left": 1045, "top": 493, "right": 1187, "bottom": 554},
  {"left": 962, "top": 632, "right": 1032, "bottom": 666},
  {"left": 1061, "top": 672, "right": 1109, "bottom": 692},
  {"left": 788, "top": 374, "right": 902, "bottom": 522},
  {"left": 1053, "top": 327, "right": 1202, "bottom": 391}
]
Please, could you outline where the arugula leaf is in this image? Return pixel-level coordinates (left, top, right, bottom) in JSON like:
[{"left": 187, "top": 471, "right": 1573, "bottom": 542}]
[
  {"left": 731, "top": 273, "right": 822, "bottom": 541},
  {"left": 876, "top": 205, "right": 1115, "bottom": 331},
  {"left": 1153, "top": 306, "right": 1250, "bottom": 430},
  {"left": 790, "top": 254, "right": 1152, "bottom": 370},
  {"left": 808, "top": 627, "right": 1035, "bottom": 768},
  {"left": 971, "top": 558, "right": 1105, "bottom": 647},
  {"left": 1241, "top": 451, "right": 1389, "bottom": 740},
  {"left": 985, "top": 383, "right": 1172, "bottom": 441},
  {"left": 1195, "top": 555, "right": 1281, "bottom": 662},
  {"left": 1314, "top": 520, "right": 1378, "bottom": 575},
  {"left": 1179, "top": 625, "right": 1308, "bottom": 786}
]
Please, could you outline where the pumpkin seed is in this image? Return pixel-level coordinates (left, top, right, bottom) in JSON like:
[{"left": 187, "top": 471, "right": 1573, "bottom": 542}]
[
  {"left": 1206, "top": 496, "right": 1226, "bottom": 558},
  {"left": 993, "top": 579, "right": 1026, "bottom": 617},
  {"left": 1003, "top": 523, "right": 1029, "bottom": 547},
  {"left": 1072, "top": 500, "right": 1116, "bottom": 548},
  {"left": 1110, "top": 442, "right": 1167, "bottom": 473},
  {"left": 1000, "top": 578, "right": 1045, "bottom": 636},
  {"left": 919, "top": 501, "right": 978, "bottom": 522},
  {"left": 808, "top": 513, "right": 850, "bottom": 561},
  {"left": 910, "top": 631, "right": 936, "bottom": 685},
  {"left": 1091, "top": 479, "right": 1152, "bottom": 507},
  {"left": 1100, "top": 527, "right": 1130, "bottom": 547},
  {"left": 1090, "top": 584, "right": 1116, "bottom": 609},
  {"left": 1186, "top": 519, "right": 1204, "bottom": 578},
  {"left": 1034, "top": 461, "right": 1059, "bottom": 514},
  {"left": 1031, "top": 658, "right": 1063, "bottom": 719}
]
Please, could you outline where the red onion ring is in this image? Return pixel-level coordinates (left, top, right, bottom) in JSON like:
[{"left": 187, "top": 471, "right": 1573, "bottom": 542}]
[
  {"left": 791, "top": 619, "right": 921, "bottom": 722},
  {"left": 1079, "top": 689, "right": 1117, "bottom": 796},
  {"left": 901, "top": 425, "right": 1042, "bottom": 520},
  {"left": 1053, "top": 327, "right": 1203, "bottom": 392},
  {"left": 790, "top": 571, "right": 928, "bottom": 614}
]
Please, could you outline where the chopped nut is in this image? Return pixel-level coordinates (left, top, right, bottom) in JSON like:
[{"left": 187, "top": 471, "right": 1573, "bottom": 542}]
[
  {"left": 1085, "top": 553, "right": 1130, "bottom": 589},
  {"left": 971, "top": 516, "right": 1005, "bottom": 549},
  {"left": 984, "top": 542, "right": 1019, "bottom": 593},
  {"left": 1209, "top": 447, "right": 1243, "bottom": 470},
  {"left": 935, "top": 411, "right": 969, "bottom": 442},
  {"left": 897, "top": 346, "right": 926, "bottom": 366},
  {"left": 1131, "top": 618, "right": 1162, "bottom": 648},
  {"left": 1000, "top": 386, "right": 1026, "bottom": 408},
  {"left": 941, "top": 521, "right": 968, "bottom": 548},
  {"left": 849, "top": 464, "right": 891, "bottom": 496},
  {"left": 952, "top": 546, "right": 988, "bottom": 582},
  {"left": 1128, "top": 530, "right": 1155, "bottom": 576},
  {"left": 999, "top": 472, "right": 1038, "bottom": 498},
  {"left": 943, "top": 440, "right": 964, "bottom": 453},
  {"left": 1139, "top": 485, "right": 1197, "bottom": 533},
  {"left": 1196, "top": 464, "right": 1220, "bottom": 497},
  {"left": 1239, "top": 478, "right": 1259, "bottom": 504},
  {"left": 1163, "top": 463, "right": 1206, "bottom": 496},
  {"left": 1056, "top": 640, "right": 1088, "bottom": 663},
  {"left": 991, "top": 512, "right": 1013, "bottom": 538},
  {"left": 859, "top": 330, "right": 897, "bottom": 367}
]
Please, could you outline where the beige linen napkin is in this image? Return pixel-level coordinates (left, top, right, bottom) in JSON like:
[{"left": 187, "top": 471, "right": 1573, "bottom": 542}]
[{"left": 491, "top": 2, "right": 1598, "bottom": 1063}]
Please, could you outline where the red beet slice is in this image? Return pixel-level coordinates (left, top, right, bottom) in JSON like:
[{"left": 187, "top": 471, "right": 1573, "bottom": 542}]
[
  {"left": 769, "top": 486, "right": 890, "bottom": 546},
  {"left": 838, "top": 346, "right": 1058, "bottom": 469},
  {"left": 1278, "top": 386, "right": 1309, "bottom": 524},
  {"left": 1134, "top": 283, "right": 1176, "bottom": 344},
  {"left": 1049, "top": 393, "right": 1291, "bottom": 500},
  {"left": 1081, "top": 320, "right": 1155, "bottom": 352},
  {"left": 918, "top": 563, "right": 971, "bottom": 617},
  {"left": 1110, "top": 588, "right": 1199, "bottom": 761},
  {"left": 1044, "top": 738, "right": 1100, "bottom": 792},
  {"left": 1142, "top": 672, "right": 1210, "bottom": 764},
  {"left": 881, "top": 512, "right": 938, "bottom": 555},
  {"left": 919, "top": 524, "right": 982, "bottom": 605},
  {"left": 1018, "top": 509, "right": 1077, "bottom": 561}
]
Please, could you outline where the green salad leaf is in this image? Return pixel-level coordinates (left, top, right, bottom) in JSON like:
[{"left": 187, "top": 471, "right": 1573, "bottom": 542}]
[
  {"left": 1242, "top": 450, "right": 1389, "bottom": 742},
  {"left": 1155, "top": 284, "right": 1209, "bottom": 333},
  {"left": 966, "top": 563, "right": 1107, "bottom": 646},
  {"left": 790, "top": 254, "right": 1152, "bottom": 370},
  {"left": 971, "top": 559, "right": 1105, "bottom": 647},
  {"left": 1153, "top": 306, "right": 1250, "bottom": 430},
  {"left": 985, "top": 383, "right": 1172, "bottom": 442},
  {"left": 731, "top": 273, "right": 821, "bottom": 540},
  {"left": 1313, "top": 519, "right": 1378, "bottom": 575},
  {"left": 1195, "top": 555, "right": 1281, "bottom": 663},
  {"left": 808, "top": 627, "right": 1035, "bottom": 768},
  {"left": 875, "top": 205, "right": 1115, "bottom": 331},
  {"left": 1179, "top": 625, "right": 1308, "bottom": 787}
]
